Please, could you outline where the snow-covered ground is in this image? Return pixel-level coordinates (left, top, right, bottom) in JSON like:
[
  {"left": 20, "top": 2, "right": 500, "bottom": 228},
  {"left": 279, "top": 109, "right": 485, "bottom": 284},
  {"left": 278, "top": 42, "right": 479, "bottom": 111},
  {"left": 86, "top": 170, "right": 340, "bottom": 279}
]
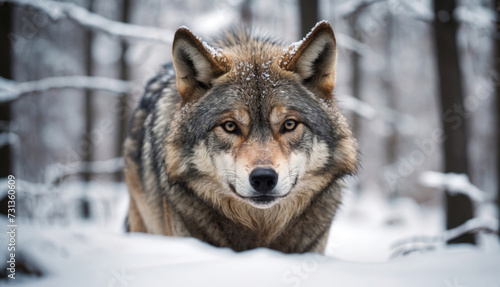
[{"left": 1, "top": 182, "right": 499, "bottom": 286}]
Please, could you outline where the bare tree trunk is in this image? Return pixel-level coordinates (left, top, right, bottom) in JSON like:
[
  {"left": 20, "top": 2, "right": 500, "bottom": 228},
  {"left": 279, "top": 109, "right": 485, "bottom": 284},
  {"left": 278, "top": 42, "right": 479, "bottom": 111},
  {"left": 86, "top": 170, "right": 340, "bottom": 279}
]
[
  {"left": 346, "top": 9, "right": 364, "bottom": 194},
  {"left": 299, "top": 0, "right": 318, "bottom": 37},
  {"left": 115, "top": 0, "right": 131, "bottom": 182},
  {"left": 84, "top": 0, "right": 94, "bottom": 181},
  {"left": 81, "top": 0, "right": 95, "bottom": 219},
  {"left": 494, "top": 0, "right": 500, "bottom": 240},
  {"left": 240, "top": 0, "right": 252, "bottom": 27},
  {"left": 0, "top": 3, "right": 12, "bottom": 215},
  {"left": 382, "top": 15, "right": 398, "bottom": 197},
  {"left": 433, "top": 0, "right": 475, "bottom": 244},
  {"left": 348, "top": 13, "right": 362, "bottom": 140}
]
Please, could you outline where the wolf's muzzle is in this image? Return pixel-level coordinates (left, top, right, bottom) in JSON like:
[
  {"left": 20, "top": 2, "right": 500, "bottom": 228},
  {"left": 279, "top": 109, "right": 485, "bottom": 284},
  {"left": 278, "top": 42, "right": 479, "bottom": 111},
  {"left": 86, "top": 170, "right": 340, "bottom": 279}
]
[{"left": 249, "top": 168, "right": 278, "bottom": 194}]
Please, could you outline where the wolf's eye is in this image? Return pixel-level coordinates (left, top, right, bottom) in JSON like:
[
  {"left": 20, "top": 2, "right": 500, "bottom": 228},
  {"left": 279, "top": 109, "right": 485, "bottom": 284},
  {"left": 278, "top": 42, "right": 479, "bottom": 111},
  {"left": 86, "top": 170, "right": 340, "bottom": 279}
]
[
  {"left": 222, "top": 121, "right": 239, "bottom": 134},
  {"left": 282, "top": 119, "right": 297, "bottom": 132}
]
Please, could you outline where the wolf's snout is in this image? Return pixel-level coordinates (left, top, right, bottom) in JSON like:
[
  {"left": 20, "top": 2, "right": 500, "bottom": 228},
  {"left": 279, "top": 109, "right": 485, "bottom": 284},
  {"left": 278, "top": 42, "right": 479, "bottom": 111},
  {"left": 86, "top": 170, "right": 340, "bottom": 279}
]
[{"left": 249, "top": 168, "right": 278, "bottom": 193}]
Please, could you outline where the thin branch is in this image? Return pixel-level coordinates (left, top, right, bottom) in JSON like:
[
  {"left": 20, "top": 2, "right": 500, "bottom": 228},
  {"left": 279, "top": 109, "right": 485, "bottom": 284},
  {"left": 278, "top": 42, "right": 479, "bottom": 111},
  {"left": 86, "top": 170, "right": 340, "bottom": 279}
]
[
  {"left": 0, "top": 132, "right": 18, "bottom": 148},
  {"left": 47, "top": 157, "right": 124, "bottom": 185},
  {"left": 0, "top": 76, "right": 134, "bottom": 102},
  {"left": 334, "top": 0, "right": 433, "bottom": 23},
  {"left": 336, "top": 33, "right": 371, "bottom": 55},
  {"left": 419, "top": 171, "right": 491, "bottom": 203},
  {"left": 398, "top": 1, "right": 434, "bottom": 23},
  {"left": 336, "top": 94, "right": 416, "bottom": 133},
  {"left": 336, "top": 94, "right": 378, "bottom": 120},
  {"left": 0, "top": 157, "right": 125, "bottom": 197},
  {"left": 443, "top": 216, "right": 498, "bottom": 241},
  {"left": 390, "top": 217, "right": 498, "bottom": 258},
  {"left": 454, "top": 5, "right": 497, "bottom": 30},
  {"left": 0, "top": 177, "right": 51, "bottom": 197},
  {"left": 0, "top": 0, "right": 174, "bottom": 44},
  {"left": 334, "top": 0, "right": 386, "bottom": 18}
]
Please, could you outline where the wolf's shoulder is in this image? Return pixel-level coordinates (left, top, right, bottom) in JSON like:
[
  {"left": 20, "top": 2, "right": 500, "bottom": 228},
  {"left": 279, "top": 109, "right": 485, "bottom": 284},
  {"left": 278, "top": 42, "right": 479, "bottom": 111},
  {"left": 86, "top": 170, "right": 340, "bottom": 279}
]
[
  {"left": 125, "top": 63, "right": 178, "bottom": 166},
  {"left": 138, "top": 63, "right": 178, "bottom": 114}
]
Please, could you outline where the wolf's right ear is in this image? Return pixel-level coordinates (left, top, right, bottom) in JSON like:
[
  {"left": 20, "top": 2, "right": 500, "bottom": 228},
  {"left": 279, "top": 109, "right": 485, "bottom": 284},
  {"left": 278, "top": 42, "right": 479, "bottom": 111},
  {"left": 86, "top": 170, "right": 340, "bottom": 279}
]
[
  {"left": 280, "top": 21, "right": 337, "bottom": 100},
  {"left": 172, "top": 27, "right": 230, "bottom": 103}
]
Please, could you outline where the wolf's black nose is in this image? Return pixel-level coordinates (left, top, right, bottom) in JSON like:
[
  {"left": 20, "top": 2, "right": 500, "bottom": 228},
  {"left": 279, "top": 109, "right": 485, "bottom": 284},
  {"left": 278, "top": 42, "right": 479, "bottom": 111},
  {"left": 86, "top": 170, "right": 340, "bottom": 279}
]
[{"left": 250, "top": 168, "right": 278, "bottom": 193}]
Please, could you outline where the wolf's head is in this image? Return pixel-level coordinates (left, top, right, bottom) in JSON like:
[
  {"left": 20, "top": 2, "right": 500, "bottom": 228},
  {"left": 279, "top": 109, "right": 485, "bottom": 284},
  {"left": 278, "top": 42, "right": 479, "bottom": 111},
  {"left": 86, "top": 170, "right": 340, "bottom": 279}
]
[{"left": 166, "top": 22, "right": 358, "bottom": 216}]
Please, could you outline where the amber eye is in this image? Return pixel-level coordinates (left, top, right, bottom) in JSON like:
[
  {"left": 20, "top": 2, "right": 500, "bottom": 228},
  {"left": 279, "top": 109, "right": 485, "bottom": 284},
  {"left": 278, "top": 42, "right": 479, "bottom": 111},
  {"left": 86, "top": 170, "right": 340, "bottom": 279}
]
[
  {"left": 222, "top": 121, "right": 238, "bottom": 134},
  {"left": 282, "top": 119, "right": 297, "bottom": 132}
]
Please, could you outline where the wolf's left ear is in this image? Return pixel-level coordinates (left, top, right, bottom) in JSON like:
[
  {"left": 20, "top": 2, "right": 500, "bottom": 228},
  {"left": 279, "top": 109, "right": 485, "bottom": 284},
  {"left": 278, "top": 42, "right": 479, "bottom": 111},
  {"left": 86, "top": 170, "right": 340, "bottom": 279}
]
[
  {"left": 172, "top": 27, "right": 230, "bottom": 103},
  {"left": 280, "top": 21, "right": 337, "bottom": 99}
]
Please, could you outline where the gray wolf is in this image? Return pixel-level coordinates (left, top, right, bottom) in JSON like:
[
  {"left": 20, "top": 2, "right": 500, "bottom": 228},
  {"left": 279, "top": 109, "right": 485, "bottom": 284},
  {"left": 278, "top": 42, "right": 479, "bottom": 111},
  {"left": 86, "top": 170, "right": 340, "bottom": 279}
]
[{"left": 124, "top": 21, "right": 358, "bottom": 253}]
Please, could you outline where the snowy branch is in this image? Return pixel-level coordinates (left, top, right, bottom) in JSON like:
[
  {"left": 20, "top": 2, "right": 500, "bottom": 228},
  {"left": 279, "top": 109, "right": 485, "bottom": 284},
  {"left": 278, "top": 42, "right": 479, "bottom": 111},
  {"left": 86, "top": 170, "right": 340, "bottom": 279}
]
[
  {"left": 454, "top": 5, "right": 496, "bottom": 30},
  {"left": 0, "top": 177, "right": 51, "bottom": 197},
  {"left": 336, "top": 33, "right": 371, "bottom": 55},
  {"left": 336, "top": 93, "right": 416, "bottom": 133},
  {"left": 334, "top": 0, "right": 385, "bottom": 18},
  {"left": 0, "top": 76, "right": 134, "bottom": 102},
  {"left": 0, "top": 133, "right": 9, "bottom": 148},
  {"left": 390, "top": 217, "right": 498, "bottom": 258},
  {"left": 334, "top": 0, "right": 434, "bottom": 23},
  {"left": 399, "top": 1, "right": 434, "bottom": 22},
  {"left": 0, "top": 132, "right": 18, "bottom": 148},
  {"left": 443, "top": 217, "right": 498, "bottom": 241},
  {"left": 419, "top": 171, "right": 490, "bottom": 203},
  {"left": 46, "top": 157, "right": 124, "bottom": 185},
  {"left": 0, "top": 0, "right": 175, "bottom": 44},
  {"left": 0, "top": 158, "right": 125, "bottom": 197},
  {"left": 336, "top": 94, "right": 378, "bottom": 119}
]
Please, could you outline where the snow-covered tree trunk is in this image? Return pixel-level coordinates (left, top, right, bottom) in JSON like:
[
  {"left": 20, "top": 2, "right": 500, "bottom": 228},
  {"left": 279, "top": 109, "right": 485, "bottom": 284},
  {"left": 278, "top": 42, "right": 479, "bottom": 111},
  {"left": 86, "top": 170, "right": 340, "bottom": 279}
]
[
  {"left": 299, "top": 0, "right": 318, "bottom": 37},
  {"left": 81, "top": 0, "right": 94, "bottom": 219},
  {"left": 382, "top": 16, "right": 396, "bottom": 163},
  {"left": 240, "top": 0, "right": 252, "bottom": 27},
  {"left": 495, "top": 0, "right": 500, "bottom": 240},
  {"left": 433, "top": 0, "right": 475, "bottom": 244},
  {"left": 115, "top": 0, "right": 131, "bottom": 182},
  {"left": 347, "top": 9, "right": 363, "bottom": 194},
  {"left": 83, "top": 0, "right": 95, "bottom": 183},
  {"left": 0, "top": 3, "right": 13, "bottom": 216}
]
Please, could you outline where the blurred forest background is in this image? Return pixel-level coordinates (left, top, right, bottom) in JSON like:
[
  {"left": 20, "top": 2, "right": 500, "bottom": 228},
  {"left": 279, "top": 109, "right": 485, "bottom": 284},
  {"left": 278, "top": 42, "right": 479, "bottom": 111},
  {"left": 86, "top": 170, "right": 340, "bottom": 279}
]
[{"left": 0, "top": 0, "right": 499, "bottom": 247}]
